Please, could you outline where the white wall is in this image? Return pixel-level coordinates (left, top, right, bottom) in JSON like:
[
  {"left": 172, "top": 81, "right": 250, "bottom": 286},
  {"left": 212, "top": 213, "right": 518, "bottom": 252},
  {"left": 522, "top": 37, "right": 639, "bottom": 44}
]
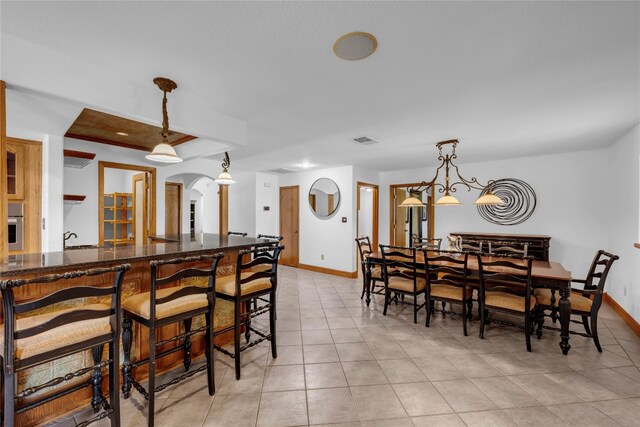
[
  {"left": 606, "top": 124, "right": 640, "bottom": 321},
  {"left": 103, "top": 168, "right": 137, "bottom": 194},
  {"left": 228, "top": 172, "right": 256, "bottom": 236},
  {"left": 42, "top": 135, "right": 64, "bottom": 252},
  {"left": 255, "top": 172, "right": 279, "bottom": 236},
  {"left": 280, "top": 166, "right": 355, "bottom": 273},
  {"left": 380, "top": 149, "right": 609, "bottom": 278}
]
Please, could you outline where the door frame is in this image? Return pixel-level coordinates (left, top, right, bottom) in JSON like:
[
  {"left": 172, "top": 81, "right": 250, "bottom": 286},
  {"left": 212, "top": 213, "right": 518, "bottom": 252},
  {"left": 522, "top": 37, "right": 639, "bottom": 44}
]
[
  {"left": 279, "top": 185, "right": 300, "bottom": 267},
  {"left": 164, "top": 181, "right": 183, "bottom": 235},
  {"left": 356, "top": 181, "right": 379, "bottom": 250},
  {"left": 98, "top": 161, "right": 156, "bottom": 246},
  {"left": 389, "top": 182, "right": 435, "bottom": 246}
]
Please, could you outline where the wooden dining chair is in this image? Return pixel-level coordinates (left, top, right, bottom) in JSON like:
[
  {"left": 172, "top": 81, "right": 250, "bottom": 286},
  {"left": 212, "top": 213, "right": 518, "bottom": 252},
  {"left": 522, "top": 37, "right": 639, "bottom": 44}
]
[
  {"left": 477, "top": 255, "right": 537, "bottom": 352},
  {"left": 214, "top": 245, "right": 283, "bottom": 379},
  {"left": 423, "top": 250, "right": 473, "bottom": 335},
  {"left": 488, "top": 241, "right": 528, "bottom": 257},
  {"left": 121, "top": 254, "right": 222, "bottom": 427},
  {"left": 534, "top": 250, "right": 619, "bottom": 352},
  {"left": 379, "top": 245, "right": 426, "bottom": 324},
  {"left": 356, "top": 237, "right": 384, "bottom": 299},
  {"left": 460, "top": 239, "right": 485, "bottom": 253},
  {"left": 0, "top": 263, "right": 130, "bottom": 427},
  {"left": 412, "top": 236, "right": 442, "bottom": 250}
]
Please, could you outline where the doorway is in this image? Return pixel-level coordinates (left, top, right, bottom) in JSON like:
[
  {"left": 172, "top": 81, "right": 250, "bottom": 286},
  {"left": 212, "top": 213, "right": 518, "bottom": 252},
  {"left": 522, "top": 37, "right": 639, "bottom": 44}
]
[
  {"left": 98, "top": 161, "right": 156, "bottom": 247},
  {"left": 389, "top": 183, "right": 435, "bottom": 247},
  {"left": 165, "top": 182, "right": 182, "bottom": 236},
  {"left": 279, "top": 185, "right": 299, "bottom": 267},
  {"left": 357, "top": 180, "right": 379, "bottom": 250}
]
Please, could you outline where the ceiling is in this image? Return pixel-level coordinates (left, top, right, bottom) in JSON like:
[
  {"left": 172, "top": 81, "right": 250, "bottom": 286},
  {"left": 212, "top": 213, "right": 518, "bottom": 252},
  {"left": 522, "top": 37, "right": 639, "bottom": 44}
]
[
  {"left": 1, "top": 1, "right": 638, "bottom": 172},
  {"left": 65, "top": 108, "right": 197, "bottom": 151}
]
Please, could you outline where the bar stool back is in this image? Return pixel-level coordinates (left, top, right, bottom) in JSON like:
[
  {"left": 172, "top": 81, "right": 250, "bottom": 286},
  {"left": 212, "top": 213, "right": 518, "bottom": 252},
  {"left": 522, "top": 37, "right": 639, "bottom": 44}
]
[
  {"left": 121, "top": 253, "right": 223, "bottom": 427},
  {"left": 0, "top": 263, "right": 130, "bottom": 427},
  {"left": 214, "top": 245, "right": 283, "bottom": 380}
]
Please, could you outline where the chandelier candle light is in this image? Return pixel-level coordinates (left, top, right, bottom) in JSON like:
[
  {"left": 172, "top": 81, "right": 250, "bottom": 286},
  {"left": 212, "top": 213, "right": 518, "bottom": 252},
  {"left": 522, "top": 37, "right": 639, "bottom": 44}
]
[
  {"left": 146, "top": 77, "right": 183, "bottom": 163},
  {"left": 399, "top": 139, "right": 504, "bottom": 207}
]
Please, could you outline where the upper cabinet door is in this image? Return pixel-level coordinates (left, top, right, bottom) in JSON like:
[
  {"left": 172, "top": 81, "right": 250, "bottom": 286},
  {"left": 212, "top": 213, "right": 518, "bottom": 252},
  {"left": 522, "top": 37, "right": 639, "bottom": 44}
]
[{"left": 7, "top": 142, "right": 25, "bottom": 200}]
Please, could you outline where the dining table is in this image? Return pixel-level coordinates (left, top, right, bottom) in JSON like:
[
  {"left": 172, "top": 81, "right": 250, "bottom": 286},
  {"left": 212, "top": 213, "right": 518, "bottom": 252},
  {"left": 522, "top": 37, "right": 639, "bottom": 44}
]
[{"left": 365, "top": 251, "right": 575, "bottom": 355}]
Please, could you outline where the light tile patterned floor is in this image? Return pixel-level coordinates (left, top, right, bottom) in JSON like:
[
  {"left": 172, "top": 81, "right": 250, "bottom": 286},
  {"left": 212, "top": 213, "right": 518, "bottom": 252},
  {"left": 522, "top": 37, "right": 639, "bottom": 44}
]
[{"left": 53, "top": 266, "right": 640, "bottom": 426}]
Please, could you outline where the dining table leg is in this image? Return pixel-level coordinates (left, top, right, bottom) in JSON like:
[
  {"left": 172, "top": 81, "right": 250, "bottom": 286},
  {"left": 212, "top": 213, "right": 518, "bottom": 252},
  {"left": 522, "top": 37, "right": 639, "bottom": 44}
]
[{"left": 559, "top": 287, "right": 572, "bottom": 355}]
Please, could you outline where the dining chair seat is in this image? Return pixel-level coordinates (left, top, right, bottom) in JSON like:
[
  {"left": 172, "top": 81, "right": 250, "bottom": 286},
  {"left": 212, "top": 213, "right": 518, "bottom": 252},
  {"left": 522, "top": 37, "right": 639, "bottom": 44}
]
[
  {"left": 0, "top": 303, "right": 111, "bottom": 360},
  {"left": 216, "top": 272, "right": 272, "bottom": 296},
  {"left": 485, "top": 291, "right": 536, "bottom": 312},
  {"left": 387, "top": 276, "right": 426, "bottom": 293},
  {"left": 123, "top": 288, "right": 209, "bottom": 320},
  {"left": 370, "top": 266, "right": 383, "bottom": 279},
  {"left": 534, "top": 289, "right": 592, "bottom": 312},
  {"left": 431, "top": 284, "right": 473, "bottom": 301}
]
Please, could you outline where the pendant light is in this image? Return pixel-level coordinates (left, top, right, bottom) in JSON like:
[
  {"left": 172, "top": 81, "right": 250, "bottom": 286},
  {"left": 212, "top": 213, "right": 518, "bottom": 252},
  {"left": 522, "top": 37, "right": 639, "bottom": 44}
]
[
  {"left": 146, "top": 77, "right": 183, "bottom": 163},
  {"left": 399, "top": 139, "right": 504, "bottom": 207},
  {"left": 215, "top": 152, "right": 235, "bottom": 185}
]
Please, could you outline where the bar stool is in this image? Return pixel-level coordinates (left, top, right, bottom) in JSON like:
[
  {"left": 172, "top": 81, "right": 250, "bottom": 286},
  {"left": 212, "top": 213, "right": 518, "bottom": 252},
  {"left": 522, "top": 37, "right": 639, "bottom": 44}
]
[
  {"left": 121, "top": 253, "right": 223, "bottom": 427},
  {"left": 0, "top": 263, "right": 130, "bottom": 427},
  {"left": 214, "top": 245, "right": 283, "bottom": 380}
]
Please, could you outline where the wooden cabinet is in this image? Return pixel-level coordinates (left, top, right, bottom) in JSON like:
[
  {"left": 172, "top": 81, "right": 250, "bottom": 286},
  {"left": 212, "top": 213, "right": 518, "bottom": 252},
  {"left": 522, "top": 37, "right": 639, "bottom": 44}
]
[
  {"left": 6, "top": 141, "right": 25, "bottom": 200},
  {"left": 103, "top": 193, "right": 134, "bottom": 247},
  {"left": 450, "top": 231, "right": 551, "bottom": 261}
]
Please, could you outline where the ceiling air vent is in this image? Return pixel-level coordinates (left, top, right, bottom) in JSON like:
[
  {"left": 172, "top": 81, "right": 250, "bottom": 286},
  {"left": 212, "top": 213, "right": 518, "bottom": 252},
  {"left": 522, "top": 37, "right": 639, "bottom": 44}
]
[
  {"left": 266, "top": 168, "right": 298, "bottom": 174},
  {"left": 354, "top": 136, "right": 379, "bottom": 145}
]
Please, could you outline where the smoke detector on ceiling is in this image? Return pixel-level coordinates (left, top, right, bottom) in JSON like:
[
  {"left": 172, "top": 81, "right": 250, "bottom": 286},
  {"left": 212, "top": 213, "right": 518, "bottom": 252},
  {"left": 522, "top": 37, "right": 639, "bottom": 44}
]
[
  {"left": 354, "top": 136, "right": 379, "bottom": 145},
  {"left": 266, "top": 168, "right": 298, "bottom": 174}
]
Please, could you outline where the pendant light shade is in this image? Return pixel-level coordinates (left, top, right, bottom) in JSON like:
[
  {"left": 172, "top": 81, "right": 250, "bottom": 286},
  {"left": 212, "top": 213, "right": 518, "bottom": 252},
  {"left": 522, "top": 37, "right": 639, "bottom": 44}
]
[
  {"left": 215, "top": 171, "right": 235, "bottom": 185},
  {"left": 435, "top": 194, "right": 461, "bottom": 206},
  {"left": 399, "top": 196, "right": 426, "bottom": 207},
  {"left": 145, "top": 142, "right": 183, "bottom": 163},
  {"left": 475, "top": 192, "right": 504, "bottom": 205}
]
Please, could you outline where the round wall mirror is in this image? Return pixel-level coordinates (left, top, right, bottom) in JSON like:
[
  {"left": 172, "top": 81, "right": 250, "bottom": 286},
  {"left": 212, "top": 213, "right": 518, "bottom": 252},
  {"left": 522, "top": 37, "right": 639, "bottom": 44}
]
[{"left": 309, "top": 178, "right": 341, "bottom": 219}]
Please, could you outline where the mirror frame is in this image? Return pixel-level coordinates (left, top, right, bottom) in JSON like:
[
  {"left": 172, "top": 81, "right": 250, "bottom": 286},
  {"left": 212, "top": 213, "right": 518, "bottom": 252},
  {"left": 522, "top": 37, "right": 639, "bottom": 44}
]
[{"left": 308, "top": 178, "right": 341, "bottom": 219}]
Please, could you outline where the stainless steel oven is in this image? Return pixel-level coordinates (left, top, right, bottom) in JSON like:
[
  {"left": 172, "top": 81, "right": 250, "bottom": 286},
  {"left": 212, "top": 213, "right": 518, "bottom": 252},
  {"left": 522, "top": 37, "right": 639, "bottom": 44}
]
[{"left": 8, "top": 202, "right": 23, "bottom": 252}]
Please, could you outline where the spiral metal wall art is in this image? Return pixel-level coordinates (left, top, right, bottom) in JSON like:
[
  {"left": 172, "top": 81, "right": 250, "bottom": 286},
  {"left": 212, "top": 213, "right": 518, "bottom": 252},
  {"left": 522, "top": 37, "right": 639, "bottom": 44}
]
[{"left": 477, "top": 178, "right": 536, "bottom": 226}]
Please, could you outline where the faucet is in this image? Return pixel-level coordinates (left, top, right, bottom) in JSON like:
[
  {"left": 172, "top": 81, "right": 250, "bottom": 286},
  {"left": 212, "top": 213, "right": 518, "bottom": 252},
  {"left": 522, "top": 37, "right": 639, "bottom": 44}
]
[{"left": 63, "top": 231, "right": 78, "bottom": 245}]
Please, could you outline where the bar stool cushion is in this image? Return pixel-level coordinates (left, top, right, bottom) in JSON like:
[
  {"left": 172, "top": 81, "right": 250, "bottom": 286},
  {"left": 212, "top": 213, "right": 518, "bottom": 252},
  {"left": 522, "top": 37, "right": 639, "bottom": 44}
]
[
  {"left": 388, "top": 276, "right": 426, "bottom": 293},
  {"left": 216, "top": 272, "right": 272, "bottom": 296},
  {"left": 122, "top": 287, "right": 208, "bottom": 320},
  {"left": 485, "top": 291, "right": 536, "bottom": 312},
  {"left": 0, "top": 304, "right": 112, "bottom": 360},
  {"left": 533, "top": 289, "right": 592, "bottom": 312},
  {"left": 430, "top": 284, "right": 473, "bottom": 300}
]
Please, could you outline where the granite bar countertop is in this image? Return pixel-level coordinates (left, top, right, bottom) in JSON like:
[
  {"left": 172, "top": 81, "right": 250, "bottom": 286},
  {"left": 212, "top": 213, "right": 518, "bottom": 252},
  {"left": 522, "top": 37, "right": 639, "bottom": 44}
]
[{"left": 0, "top": 233, "right": 269, "bottom": 276}]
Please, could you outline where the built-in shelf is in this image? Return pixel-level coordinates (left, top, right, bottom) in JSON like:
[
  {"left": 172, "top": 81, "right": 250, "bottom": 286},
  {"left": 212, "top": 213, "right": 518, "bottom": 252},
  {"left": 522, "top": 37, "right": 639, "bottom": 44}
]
[
  {"left": 63, "top": 194, "right": 87, "bottom": 205},
  {"left": 64, "top": 149, "right": 96, "bottom": 169}
]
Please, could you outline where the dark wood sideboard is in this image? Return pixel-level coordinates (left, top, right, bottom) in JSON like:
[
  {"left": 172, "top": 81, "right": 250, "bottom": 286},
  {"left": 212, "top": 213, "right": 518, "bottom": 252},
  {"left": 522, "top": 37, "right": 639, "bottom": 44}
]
[{"left": 450, "top": 231, "right": 551, "bottom": 261}]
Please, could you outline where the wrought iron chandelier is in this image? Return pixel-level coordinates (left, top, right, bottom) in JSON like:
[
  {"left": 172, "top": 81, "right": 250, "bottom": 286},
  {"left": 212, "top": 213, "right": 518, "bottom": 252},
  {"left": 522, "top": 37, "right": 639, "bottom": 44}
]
[
  {"left": 146, "top": 77, "right": 183, "bottom": 163},
  {"left": 400, "top": 139, "right": 504, "bottom": 207}
]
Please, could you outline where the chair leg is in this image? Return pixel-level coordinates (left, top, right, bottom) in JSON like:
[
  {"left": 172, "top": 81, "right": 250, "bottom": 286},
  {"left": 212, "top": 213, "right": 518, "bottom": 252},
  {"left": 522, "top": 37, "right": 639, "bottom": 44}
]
[
  {"left": 205, "top": 309, "right": 216, "bottom": 396},
  {"left": 360, "top": 273, "right": 367, "bottom": 299},
  {"left": 234, "top": 299, "right": 242, "bottom": 380},
  {"left": 462, "top": 299, "right": 468, "bottom": 336},
  {"left": 4, "top": 359, "right": 15, "bottom": 427},
  {"left": 121, "top": 315, "right": 133, "bottom": 399},
  {"left": 270, "top": 291, "right": 278, "bottom": 359},
  {"left": 148, "top": 327, "right": 156, "bottom": 427},
  {"left": 425, "top": 296, "right": 431, "bottom": 327},
  {"left": 581, "top": 315, "right": 592, "bottom": 336},
  {"left": 413, "top": 293, "right": 418, "bottom": 324},
  {"left": 441, "top": 301, "right": 446, "bottom": 314},
  {"left": 383, "top": 290, "right": 389, "bottom": 316},
  {"left": 536, "top": 307, "right": 544, "bottom": 339},
  {"left": 525, "top": 315, "right": 532, "bottom": 352},
  {"left": 245, "top": 300, "right": 253, "bottom": 343},
  {"left": 183, "top": 318, "right": 192, "bottom": 371},
  {"left": 91, "top": 344, "right": 105, "bottom": 413},
  {"left": 550, "top": 290, "right": 558, "bottom": 323},
  {"left": 479, "top": 304, "right": 485, "bottom": 339},
  {"left": 109, "top": 340, "right": 121, "bottom": 427},
  {"left": 591, "top": 312, "right": 602, "bottom": 352}
]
